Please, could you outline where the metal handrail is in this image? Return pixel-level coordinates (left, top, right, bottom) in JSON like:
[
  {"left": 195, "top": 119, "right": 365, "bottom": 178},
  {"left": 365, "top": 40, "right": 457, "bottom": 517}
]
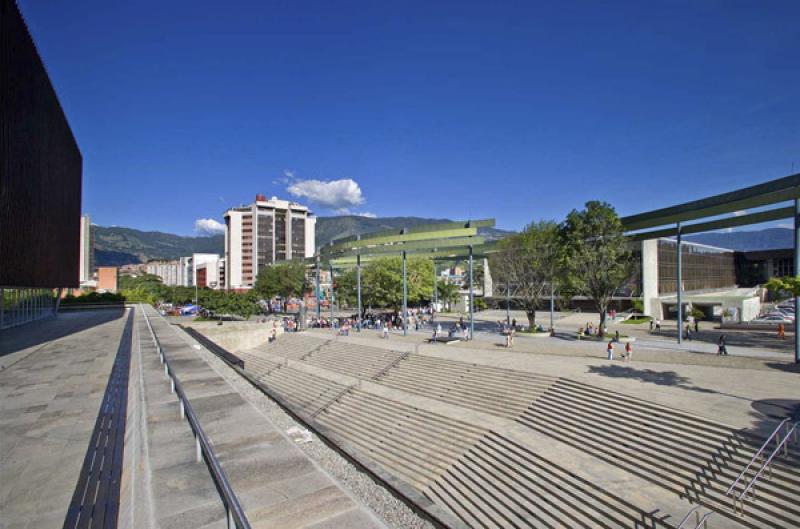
[
  {"left": 691, "top": 512, "right": 715, "bottom": 529},
  {"left": 737, "top": 422, "right": 798, "bottom": 502},
  {"left": 675, "top": 505, "right": 704, "bottom": 529},
  {"left": 726, "top": 417, "right": 790, "bottom": 496},
  {"left": 140, "top": 305, "right": 252, "bottom": 529}
]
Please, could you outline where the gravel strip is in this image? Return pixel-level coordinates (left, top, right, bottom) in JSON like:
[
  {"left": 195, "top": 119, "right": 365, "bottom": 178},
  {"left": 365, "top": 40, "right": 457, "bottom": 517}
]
[{"left": 191, "top": 336, "right": 436, "bottom": 529}]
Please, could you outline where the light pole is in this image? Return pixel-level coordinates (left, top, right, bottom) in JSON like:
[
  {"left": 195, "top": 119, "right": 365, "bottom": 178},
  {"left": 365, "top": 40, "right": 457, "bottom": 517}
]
[{"left": 402, "top": 251, "right": 408, "bottom": 336}]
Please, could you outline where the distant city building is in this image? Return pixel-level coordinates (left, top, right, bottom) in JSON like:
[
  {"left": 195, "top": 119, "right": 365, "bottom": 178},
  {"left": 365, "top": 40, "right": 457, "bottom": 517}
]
[
  {"left": 177, "top": 256, "right": 192, "bottom": 287},
  {"left": 145, "top": 259, "right": 180, "bottom": 286},
  {"left": 78, "top": 215, "right": 94, "bottom": 283},
  {"left": 97, "top": 267, "right": 118, "bottom": 292},
  {"left": 224, "top": 195, "right": 316, "bottom": 289},
  {"left": 119, "top": 263, "right": 147, "bottom": 276},
  {"left": 192, "top": 253, "right": 222, "bottom": 288},
  {"left": 196, "top": 257, "right": 225, "bottom": 289}
]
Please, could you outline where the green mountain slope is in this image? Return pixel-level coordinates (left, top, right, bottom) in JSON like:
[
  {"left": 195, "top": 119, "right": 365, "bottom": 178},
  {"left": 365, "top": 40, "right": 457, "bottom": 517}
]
[{"left": 93, "top": 217, "right": 513, "bottom": 266}]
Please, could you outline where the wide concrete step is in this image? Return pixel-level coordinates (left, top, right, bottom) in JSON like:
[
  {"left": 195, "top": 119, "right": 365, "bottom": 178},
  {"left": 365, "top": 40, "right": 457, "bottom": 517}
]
[
  {"left": 426, "top": 431, "right": 675, "bottom": 529},
  {"left": 316, "top": 389, "right": 488, "bottom": 490},
  {"left": 516, "top": 408, "right": 800, "bottom": 529},
  {"left": 249, "top": 363, "right": 349, "bottom": 415}
]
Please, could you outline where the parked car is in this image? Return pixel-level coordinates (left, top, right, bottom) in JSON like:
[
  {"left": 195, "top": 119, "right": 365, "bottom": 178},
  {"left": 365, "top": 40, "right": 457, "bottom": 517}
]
[
  {"left": 753, "top": 315, "right": 793, "bottom": 324},
  {"left": 766, "top": 311, "right": 794, "bottom": 321}
]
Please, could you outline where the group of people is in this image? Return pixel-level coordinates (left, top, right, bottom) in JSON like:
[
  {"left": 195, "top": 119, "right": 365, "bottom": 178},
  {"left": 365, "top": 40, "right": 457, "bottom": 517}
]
[{"left": 606, "top": 340, "right": 633, "bottom": 361}]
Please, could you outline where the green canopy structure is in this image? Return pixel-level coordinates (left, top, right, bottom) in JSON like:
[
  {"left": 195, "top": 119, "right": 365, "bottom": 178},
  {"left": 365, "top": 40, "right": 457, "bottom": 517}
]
[{"left": 311, "top": 219, "right": 498, "bottom": 337}]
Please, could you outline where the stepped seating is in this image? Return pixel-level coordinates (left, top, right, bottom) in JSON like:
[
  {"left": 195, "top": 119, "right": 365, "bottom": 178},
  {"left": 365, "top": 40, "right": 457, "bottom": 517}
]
[
  {"left": 375, "top": 355, "right": 557, "bottom": 418},
  {"left": 241, "top": 356, "right": 349, "bottom": 416},
  {"left": 316, "top": 390, "right": 488, "bottom": 490},
  {"left": 252, "top": 333, "right": 331, "bottom": 360},
  {"left": 238, "top": 352, "right": 283, "bottom": 378},
  {"left": 302, "top": 341, "right": 406, "bottom": 379},
  {"left": 516, "top": 378, "right": 800, "bottom": 529},
  {"left": 426, "top": 431, "right": 674, "bottom": 529}
]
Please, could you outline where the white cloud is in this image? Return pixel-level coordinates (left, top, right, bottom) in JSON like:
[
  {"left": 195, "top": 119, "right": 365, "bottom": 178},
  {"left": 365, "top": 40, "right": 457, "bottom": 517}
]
[
  {"left": 356, "top": 211, "right": 377, "bottom": 218},
  {"left": 777, "top": 223, "right": 792, "bottom": 229},
  {"left": 733, "top": 210, "right": 747, "bottom": 217},
  {"left": 287, "top": 178, "right": 364, "bottom": 210},
  {"left": 195, "top": 218, "right": 225, "bottom": 235}
]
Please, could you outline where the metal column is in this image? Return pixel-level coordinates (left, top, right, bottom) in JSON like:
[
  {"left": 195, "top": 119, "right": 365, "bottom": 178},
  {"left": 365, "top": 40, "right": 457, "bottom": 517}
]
[
  {"left": 468, "top": 245, "right": 474, "bottom": 341},
  {"left": 402, "top": 251, "right": 408, "bottom": 336},
  {"left": 506, "top": 280, "right": 511, "bottom": 326},
  {"left": 329, "top": 265, "right": 335, "bottom": 328},
  {"left": 356, "top": 253, "right": 362, "bottom": 332},
  {"left": 549, "top": 282, "right": 555, "bottom": 332},
  {"left": 795, "top": 199, "right": 800, "bottom": 364},
  {"left": 315, "top": 256, "right": 321, "bottom": 319},
  {"left": 676, "top": 222, "right": 683, "bottom": 345}
]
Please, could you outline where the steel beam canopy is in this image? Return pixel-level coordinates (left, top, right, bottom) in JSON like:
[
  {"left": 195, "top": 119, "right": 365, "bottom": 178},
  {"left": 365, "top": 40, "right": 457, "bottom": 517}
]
[{"left": 621, "top": 173, "right": 800, "bottom": 232}]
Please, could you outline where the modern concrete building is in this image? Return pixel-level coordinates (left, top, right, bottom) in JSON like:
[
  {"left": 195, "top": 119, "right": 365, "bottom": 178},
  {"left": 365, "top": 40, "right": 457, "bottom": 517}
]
[
  {"left": 224, "top": 195, "right": 316, "bottom": 289},
  {"left": 145, "top": 259, "right": 180, "bottom": 286},
  {"left": 177, "top": 256, "right": 192, "bottom": 287},
  {"left": 196, "top": 257, "right": 225, "bottom": 289},
  {"left": 78, "top": 214, "right": 94, "bottom": 283},
  {"left": 638, "top": 238, "right": 759, "bottom": 321},
  {"left": 192, "top": 253, "right": 222, "bottom": 288}
]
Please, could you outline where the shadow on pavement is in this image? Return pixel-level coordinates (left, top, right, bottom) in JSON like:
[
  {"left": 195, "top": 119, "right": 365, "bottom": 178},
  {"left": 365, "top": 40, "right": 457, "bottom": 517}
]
[{"left": 0, "top": 308, "right": 126, "bottom": 359}]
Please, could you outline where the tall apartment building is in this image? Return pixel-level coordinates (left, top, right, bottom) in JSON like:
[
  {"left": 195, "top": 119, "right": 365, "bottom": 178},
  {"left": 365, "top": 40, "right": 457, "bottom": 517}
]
[
  {"left": 145, "top": 259, "right": 180, "bottom": 286},
  {"left": 79, "top": 214, "right": 94, "bottom": 283},
  {"left": 224, "top": 195, "right": 316, "bottom": 289}
]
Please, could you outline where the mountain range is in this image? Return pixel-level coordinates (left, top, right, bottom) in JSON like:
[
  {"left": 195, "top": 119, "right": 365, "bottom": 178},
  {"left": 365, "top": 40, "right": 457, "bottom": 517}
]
[
  {"left": 93, "top": 216, "right": 513, "bottom": 266},
  {"left": 93, "top": 219, "right": 793, "bottom": 267}
]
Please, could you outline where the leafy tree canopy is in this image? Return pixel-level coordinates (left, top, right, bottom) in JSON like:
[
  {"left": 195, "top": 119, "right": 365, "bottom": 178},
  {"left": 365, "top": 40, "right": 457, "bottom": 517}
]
[
  {"left": 254, "top": 261, "right": 308, "bottom": 299},
  {"left": 560, "top": 201, "right": 634, "bottom": 336}
]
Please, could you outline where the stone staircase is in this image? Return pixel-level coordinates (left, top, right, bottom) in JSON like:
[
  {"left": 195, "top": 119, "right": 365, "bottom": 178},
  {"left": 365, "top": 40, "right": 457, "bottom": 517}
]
[
  {"left": 302, "top": 341, "right": 407, "bottom": 379},
  {"left": 374, "top": 354, "right": 556, "bottom": 418},
  {"left": 426, "top": 431, "right": 674, "bottom": 529},
  {"left": 233, "top": 334, "right": 799, "bottom": 529},
  {"left": 239, "top": 351, "right": 349, "bottom": 415},
  {"left": 316, "top": 389, "right": 488, "bottom": 490},
  {"left": 251, "top": 333, "right": 331, "bottom": 359},
  {"left": 517, "top": 378, "right": 800, "bottom": 529}
]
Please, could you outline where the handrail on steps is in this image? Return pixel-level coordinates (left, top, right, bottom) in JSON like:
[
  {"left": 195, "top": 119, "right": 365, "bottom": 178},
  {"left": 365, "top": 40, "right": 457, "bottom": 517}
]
[{"left": 140, "top": 305, "right": 252, "bottom": 529}]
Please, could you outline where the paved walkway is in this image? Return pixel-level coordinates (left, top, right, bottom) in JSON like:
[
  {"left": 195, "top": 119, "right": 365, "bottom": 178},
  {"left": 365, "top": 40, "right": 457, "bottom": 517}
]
[{"left": 0, "top": 309, "right": 130, "bottom": 529}]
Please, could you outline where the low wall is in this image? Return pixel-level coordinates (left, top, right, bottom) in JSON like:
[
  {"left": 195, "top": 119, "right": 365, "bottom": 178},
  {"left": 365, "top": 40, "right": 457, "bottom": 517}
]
[{"left": 182, "top": 321, "right": 283, "bottom": 353}]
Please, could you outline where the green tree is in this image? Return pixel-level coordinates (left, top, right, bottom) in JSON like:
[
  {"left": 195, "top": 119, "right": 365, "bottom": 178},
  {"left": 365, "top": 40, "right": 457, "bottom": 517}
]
[
  {"left": 436, "top": 280, "right": 460, "bottom": 312},
  {"left": 254, "top": 261, "right": 308, "bottom": 299},
  {"left": 560, "top": 201, "right": 634, "bottom": 337},
  {"left": 490, "top": 220, "right": 560, "bottom": 329},
  {"left": 333, "top": 268, "right": 358, "bottom": 308},
  {"left": 361, "top": 256, "right": 434, "bottom": 310},
  {"left": 766, "top": 276, "right": 800, "bottom": 297}
]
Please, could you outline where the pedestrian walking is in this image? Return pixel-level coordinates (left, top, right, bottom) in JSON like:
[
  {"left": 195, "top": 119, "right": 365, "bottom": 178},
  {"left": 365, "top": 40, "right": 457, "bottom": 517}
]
[
  {"left": 685, "top": 324, "right": 692, "bottom": 341},
  {"left": 694, "top": 319, "right": 699, "bottom": 333},
  {"left": 718, "top": 334, "right": 728, "bottom": 355},
  {"left": 778, "top": 323, "right": 786, "bottom": 339},
  {"left": 649, "top": 319, "right": 654, "bottom": 332},
  {"left": 382, "top": 323, "right": 389, "bottom": 339},
  {"left": 655, "top": 319, "right": 661, "bottom": 331},
  {"left": 624, "top": 341, "right": 633, "bottom": 362},
  {"left": 607, "top": 340, "right": 614, "bottom": 360}
]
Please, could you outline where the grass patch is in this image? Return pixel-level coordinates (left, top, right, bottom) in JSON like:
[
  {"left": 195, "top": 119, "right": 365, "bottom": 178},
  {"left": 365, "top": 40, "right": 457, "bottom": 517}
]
[{"left": 620, "top": 317, "right": 652, "bottom": 325}]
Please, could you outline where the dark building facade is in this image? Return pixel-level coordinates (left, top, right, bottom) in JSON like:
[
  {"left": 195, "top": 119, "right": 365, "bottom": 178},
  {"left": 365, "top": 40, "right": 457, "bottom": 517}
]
[{"left": 1, "top": 0, "right": 82, "bottom": 288}]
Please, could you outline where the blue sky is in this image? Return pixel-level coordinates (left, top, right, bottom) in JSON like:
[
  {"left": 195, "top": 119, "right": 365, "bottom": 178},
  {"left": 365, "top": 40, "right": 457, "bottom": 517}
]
[{"left": 19, "top": 1, "right": 800, "bottom": 235}]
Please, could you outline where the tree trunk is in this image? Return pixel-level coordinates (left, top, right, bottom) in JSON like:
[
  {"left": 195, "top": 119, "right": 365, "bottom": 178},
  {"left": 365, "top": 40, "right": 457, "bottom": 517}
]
[
  {"left": 526, "top": 310, "right": 536, "bottom": 330},
  {"left": 598, "top": 306, "right": 607, "bottom": 337}
]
